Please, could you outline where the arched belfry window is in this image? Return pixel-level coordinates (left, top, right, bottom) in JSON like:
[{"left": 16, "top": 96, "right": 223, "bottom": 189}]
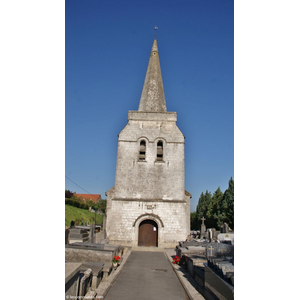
[
  {"left": 139, "top": 140, "right": 146, "bottom": 161},
  {"left": 156, "top": 141, "right": 163, "bottom": 161}
]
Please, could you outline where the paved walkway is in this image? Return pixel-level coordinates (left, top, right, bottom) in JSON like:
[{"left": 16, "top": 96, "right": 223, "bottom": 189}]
[{"left": 104, "top": 251, "right": 189, "bottom": 300}]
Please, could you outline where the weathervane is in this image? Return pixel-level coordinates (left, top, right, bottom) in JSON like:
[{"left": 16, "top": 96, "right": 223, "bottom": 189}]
[{"left": 154, "top": 26, "right": 158, "bottom": 39}]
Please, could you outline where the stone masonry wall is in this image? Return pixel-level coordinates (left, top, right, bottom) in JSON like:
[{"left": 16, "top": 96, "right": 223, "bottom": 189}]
[
  {"left": 113, "top": 113, "right": 185, "bottom": 201},
  {"left": 106, "top": 111, "right": 191, "bottom": 247},
  {"left": 106, "top": 199, "right": 189, "bottom": 247}
]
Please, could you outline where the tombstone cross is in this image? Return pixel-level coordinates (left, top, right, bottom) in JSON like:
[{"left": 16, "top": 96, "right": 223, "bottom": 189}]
[
  {"left": 201, "top": 217, "right": 206, "bottom": 225},
  {"left": 208, "top": 245, "right": 214, "bottom": 256}
]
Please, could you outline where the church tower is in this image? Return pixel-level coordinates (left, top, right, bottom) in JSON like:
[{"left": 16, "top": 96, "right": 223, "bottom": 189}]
[{"left": 106, "top": 39, "right": 191, "bottom": 248}]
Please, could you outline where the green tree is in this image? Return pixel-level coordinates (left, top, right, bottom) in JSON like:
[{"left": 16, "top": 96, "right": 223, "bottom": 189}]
[
  {"left": 65, "top": 190, "right": 74, "bottom": 198},
  {"left": 211, "top": 187, "right": 224, "bottom": 229},
  {"left": 190, "top": 212, "right": 198, "bottom": 230},
  {"left": 90, "top": 199, "right": 107, "bottom": 214},
  {"left": 86, "top": 199, "right": 96, "bottom": 208},
  {"left": 219, "top": 177, "right": 234, "bottom": 229},
  {"left": 98, "top": 199, "right": 107, "bottom": 213},
  {"left": 196, "top": 190, "right": 215, "bottom": 228},
  {"left": 195, "top": 191, "right": 205, "bottom": 229},
  {"left": 194, "top": 177, "right": 234, "bottom": 231}
]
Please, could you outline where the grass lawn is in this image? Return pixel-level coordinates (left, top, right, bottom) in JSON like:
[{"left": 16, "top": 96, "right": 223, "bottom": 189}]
[{"left": 65, "top": 204, "right": 103, "bottom": 227}]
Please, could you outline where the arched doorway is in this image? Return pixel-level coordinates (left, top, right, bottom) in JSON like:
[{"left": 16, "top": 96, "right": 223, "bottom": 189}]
[{"left": 138, "top": 219, "right": 158, "bottom": 247}]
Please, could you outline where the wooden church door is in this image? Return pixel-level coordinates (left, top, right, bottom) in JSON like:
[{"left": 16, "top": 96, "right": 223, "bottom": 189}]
[{"left": 138, "top": 220, "right": 158, "bottom": 247}]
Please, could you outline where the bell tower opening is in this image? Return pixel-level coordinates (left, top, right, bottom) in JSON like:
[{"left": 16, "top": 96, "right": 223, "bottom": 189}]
[
  {"left": 156, "top": 140, "right": 163, "bottom": 161},
  {"left": 139, "top": 140, "right": 146, "bottom": 161}
]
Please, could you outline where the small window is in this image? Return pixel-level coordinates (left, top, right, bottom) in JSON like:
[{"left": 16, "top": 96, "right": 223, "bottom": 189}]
[
  {"left": 139, "top": 140, "right": 146, "bottom": 161},
  {"left": 156, "top": 141, "right": 163, "bottom": 161}
]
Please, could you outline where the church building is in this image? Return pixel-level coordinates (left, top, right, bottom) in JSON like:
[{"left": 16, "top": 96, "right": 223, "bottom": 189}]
[{"left": 105, "top": 39, "right": 191, "bottom": 248}]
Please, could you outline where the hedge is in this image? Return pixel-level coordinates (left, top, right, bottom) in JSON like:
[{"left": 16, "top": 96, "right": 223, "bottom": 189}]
[{"left": 65, "top": 199, "right": 89, "bottom": 210}]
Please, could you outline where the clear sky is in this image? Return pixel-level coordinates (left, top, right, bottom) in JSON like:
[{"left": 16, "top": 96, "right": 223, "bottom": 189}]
[
  {"left": 65, "top": 0, "right": 234, "bottom": 211},
  {"left": 2, "top": 1, "right": 300, "bottom": 298}
]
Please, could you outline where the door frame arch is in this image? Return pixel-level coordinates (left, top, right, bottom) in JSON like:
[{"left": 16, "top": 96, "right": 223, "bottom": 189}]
[{"left": 133, "top": 213, "right": 164, "bottom": 247}]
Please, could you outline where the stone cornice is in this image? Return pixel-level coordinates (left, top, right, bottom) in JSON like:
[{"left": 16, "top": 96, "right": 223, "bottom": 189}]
[
  {"left": 117, "top": 139, "right": 184, "bottom": 144},
  {"left": 111, "top": 198, "right": 187, "bottom": 203},
  {"left": 128, "top": 111, "right": 177, "bottom": 122}
]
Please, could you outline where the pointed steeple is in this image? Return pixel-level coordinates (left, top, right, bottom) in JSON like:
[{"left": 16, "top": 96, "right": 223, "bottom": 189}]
[{"left": 138, "top": 39, "right": 167, "bottom": 112}]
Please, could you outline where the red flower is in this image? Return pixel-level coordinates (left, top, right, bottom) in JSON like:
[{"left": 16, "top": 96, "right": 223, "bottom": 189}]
[
  {"left": 172, "top": 256, "right": 180, "bottom": 264},
  {"left": 113, "top": 255, "right": 121, "bottom": 263}
]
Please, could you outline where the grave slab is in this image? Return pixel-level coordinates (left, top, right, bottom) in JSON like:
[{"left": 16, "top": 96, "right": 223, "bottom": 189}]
[
  {"left": 80, "top": 262, "right": 104, "bottom": 289},
  {"left": 185, "top": 254, "right": 207, "bottom": 278},
  {"left": 206, "top": 242, "right": 234, "bottom": 258},
  {"left": 204, "top": 263, "right": 234, "bottom": 300},
  {"left": 65, "top": 243, "right": 123, "bottom": 264},
  {"left": 65, "top": 263, "right": 82, "bottom": 298}
]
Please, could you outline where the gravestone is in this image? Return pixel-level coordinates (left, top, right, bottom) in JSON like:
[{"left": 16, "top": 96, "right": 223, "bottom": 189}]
[
  {"left": 69, "top": 228, "right": 89, "bottom": 243},
  {"left": 218, "top": 233, "right": 234, "bottom": 245},
  {"left": 78, "top": 268, "right": 92, "bottom": 297},
  {"left": 200, "top": 217, "right": 206, "bottom": 239},
  {"left": 221, "top": 222, "right": 229, "bottom": 233},
  {"left": 207, "top": 229, "right": 213, "bottom": 242},
  {"left": 213, "top": 230, "right": 220, "bottom": 239},
  {"left": 65, "top": 228, "right": 70, "bottom": 245},
  {"left": 89, "top": 224, "right": 95, "bottom": 243},
  {"left": 210, "top": 228, "right": 220, "bottom": 240},
  {"left": 206, "top": 242, "right": 234, "bottom": 258}
]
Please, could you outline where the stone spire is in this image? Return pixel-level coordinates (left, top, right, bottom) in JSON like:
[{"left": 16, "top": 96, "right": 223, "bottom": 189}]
[{"left": 138, "top": 39, "right": 167, "bottom": 112}]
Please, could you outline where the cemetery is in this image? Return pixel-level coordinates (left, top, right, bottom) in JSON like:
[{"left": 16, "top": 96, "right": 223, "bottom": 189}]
[
  {"left": 65, "top": 222, "right": 129, "bottom": 299},
  {"left": 65, "top": 216, "right": 234, "bottom": 300},
  {"left": 171, "top": 220, "right": 234, "bottom": 300}
]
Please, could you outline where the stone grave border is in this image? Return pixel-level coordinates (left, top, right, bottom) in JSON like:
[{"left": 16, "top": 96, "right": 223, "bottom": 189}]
[
  {"left": 94, "top": 247, "right": 132, "bottom": 299},
  {"left": 164, "top": 248, "right": 205, "bottom": 300}
]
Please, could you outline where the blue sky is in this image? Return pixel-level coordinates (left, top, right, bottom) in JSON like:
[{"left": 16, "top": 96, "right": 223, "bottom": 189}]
[
  {"left": 2, "top": 1, "right": 300, "bottom": 298},
  {"left": 65, "top": 0, "right": 234, "bottom": 211}
]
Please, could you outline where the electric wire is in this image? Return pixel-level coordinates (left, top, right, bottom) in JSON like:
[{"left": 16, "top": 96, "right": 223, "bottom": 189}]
[{"left": 65, "top": 175, "right": 93, "bottom": 194}]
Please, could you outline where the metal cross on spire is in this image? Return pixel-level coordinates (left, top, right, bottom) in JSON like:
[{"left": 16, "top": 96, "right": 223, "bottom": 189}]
[{"left": 154, "top": 26, "right": 158, "bottom": 39}]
